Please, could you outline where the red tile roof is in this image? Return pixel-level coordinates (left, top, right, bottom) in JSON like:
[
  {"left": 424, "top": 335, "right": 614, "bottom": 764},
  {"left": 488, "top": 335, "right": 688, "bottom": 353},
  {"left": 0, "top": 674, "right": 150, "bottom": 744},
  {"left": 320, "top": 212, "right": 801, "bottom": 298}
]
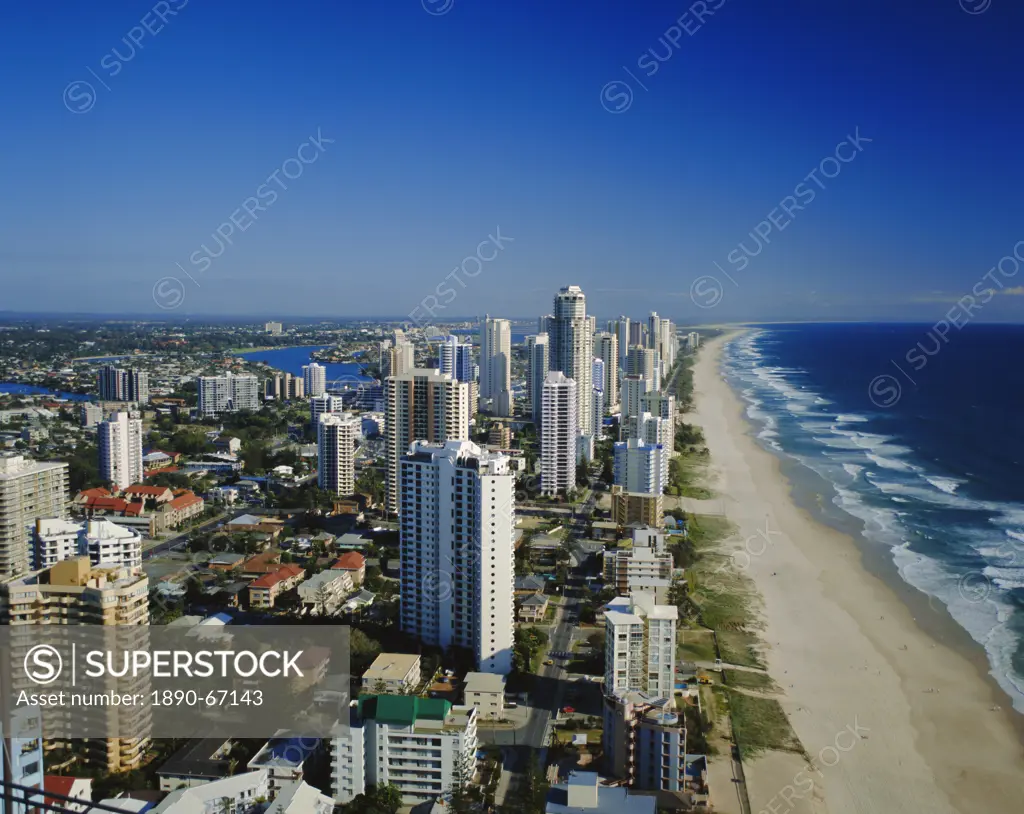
[
  {"left": 78, "top": 487, "right": 111, "bottom": 500},
  {"left": 169, "top": 493, "right": 203, "bottom": 511},
  {"left": 249, "top": 564, "right": 304, "bottom": 590},
  {"left": 124, "top": 502, "right": 145, "bottom": 517},
  {"left": 88, "top": 496, "right": 128, "bottom": 512},
  {"left": 44, "top": 775, "right": 77, "bottom": 804},
  {"left": 332, "top": 552, "right": 366, "bottom": 571},
  {"left": 145, "top": 466, "right": 180, "bottom": 477},
  {"left": 125, "top": 484, "right": 172, "bottom": 497}
]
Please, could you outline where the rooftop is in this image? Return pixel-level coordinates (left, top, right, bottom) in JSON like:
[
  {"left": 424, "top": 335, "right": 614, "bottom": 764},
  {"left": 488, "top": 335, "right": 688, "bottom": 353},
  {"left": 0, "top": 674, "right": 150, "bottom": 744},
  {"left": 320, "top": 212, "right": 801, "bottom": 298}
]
[
  {"left": 363, "top": 652, "right": 421, "bottom": 682},
  {"left": 250, "top": 564, "right": 304, "bottom": 589},
  {"left": 332, "top": 551, "right": 366, "bottom": 570},
  {"left": 545, "top": 772, "right": 656, "bottom": 814},
  {"left": 156, "top": 738, "right": 232, "bottom": 781},
  {"left": 463, "top": 672, "right": 506, "bottom": 694},
  {"left": 357, "top": 694, "right": 450, "bottom": 726}
]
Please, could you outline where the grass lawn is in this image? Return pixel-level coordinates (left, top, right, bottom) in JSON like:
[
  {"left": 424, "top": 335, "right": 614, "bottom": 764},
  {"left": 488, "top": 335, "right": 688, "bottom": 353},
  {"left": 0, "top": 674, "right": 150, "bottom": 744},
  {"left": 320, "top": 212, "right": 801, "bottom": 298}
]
[
  {"left": 678, "top": 628, "right": 717, "bottom": 663},
  {"left": 722, "top": 688, "right": 803, "bottom": 759},
  {"left": 516, "top": 517, "right": 548, "bottom": 530}
]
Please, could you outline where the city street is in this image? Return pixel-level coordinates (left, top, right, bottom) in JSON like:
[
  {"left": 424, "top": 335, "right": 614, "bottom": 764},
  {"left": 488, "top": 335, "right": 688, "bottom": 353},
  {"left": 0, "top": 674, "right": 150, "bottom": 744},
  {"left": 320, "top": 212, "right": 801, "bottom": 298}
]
[{"left": 485, "top": 597, "right": 579, "bottom": 805}]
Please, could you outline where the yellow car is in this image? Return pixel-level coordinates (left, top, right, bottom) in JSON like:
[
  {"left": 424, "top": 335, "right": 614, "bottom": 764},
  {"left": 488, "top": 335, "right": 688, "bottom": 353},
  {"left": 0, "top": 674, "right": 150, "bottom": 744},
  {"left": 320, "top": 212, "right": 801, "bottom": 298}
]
[{"left": 543, "top": 659, "right": 554, "bottom": 666}]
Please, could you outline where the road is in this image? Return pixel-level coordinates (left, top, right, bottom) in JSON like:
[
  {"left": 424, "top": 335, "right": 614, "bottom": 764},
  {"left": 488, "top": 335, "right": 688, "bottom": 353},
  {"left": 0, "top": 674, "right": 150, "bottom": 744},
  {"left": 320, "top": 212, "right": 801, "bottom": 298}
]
[
  {"left": 141, "top": 508, "right": 237, "bottom": 560},
  {"left": 486, "top": 596, "right": 579, "bottom": 805}
]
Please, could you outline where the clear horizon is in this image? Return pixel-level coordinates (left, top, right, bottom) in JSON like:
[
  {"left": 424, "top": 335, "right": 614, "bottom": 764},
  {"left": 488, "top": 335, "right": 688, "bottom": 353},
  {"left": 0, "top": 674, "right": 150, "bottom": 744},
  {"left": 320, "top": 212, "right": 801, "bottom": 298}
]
[{"left": 2, "top": 1, "right": 1022, "bottom": 322}]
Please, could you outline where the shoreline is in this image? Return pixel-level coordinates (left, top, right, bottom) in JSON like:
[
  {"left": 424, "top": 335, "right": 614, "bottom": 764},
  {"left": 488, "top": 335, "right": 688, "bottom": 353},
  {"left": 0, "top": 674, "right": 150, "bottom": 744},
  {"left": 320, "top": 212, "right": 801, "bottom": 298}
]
[
  {"left": 229, "top": 344, "right": 326, "bottom": 355},
  {"left": 691, "top": 331, "right": 1024, "bottom": 814}
]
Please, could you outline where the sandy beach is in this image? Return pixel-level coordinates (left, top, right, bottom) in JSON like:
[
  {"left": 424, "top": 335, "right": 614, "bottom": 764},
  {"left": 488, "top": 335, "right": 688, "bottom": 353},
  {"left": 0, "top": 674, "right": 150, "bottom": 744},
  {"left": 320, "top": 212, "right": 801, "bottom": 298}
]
[{"left": 690, "top": 331, "right": 1024, "bottom": 814}]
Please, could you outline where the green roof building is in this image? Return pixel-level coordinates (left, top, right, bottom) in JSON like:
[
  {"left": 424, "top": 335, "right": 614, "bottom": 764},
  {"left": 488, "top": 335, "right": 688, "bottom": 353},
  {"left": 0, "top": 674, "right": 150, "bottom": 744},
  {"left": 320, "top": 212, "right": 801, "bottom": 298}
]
[{"left": 333, "top": 694, "right": 478, "bottom": 805}]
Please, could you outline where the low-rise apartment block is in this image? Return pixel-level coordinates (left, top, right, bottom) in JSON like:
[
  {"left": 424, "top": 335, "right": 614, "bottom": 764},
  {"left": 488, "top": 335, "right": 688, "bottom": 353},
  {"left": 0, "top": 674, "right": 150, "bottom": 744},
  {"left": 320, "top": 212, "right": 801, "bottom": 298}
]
[
  {"left": 361, "top": 653, "right": 422, "bottom": 694},
  {"left": 610, "top": 486, "right": 663, "bottom": 528},
  {"left": 463, "top": 672, "right": 506, "bottom": 720},
  {"left": 298, "top": 569, "right": 353, "bottom": 613},
  {"left": 248, "top": 564, "right": 305, "bottom": 608},
  {"left": 332, "top": 695, "right": 478, "bottom": 804},
  {"left": 603, "top": 527, "right": 674, "bottom": 600}
]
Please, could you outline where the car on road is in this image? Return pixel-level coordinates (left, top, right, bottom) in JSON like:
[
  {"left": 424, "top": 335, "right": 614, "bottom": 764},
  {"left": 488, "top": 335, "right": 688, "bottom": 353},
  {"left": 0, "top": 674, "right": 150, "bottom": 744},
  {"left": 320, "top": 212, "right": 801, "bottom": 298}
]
[
  {"left": 543, "top": 659, "right": 554, "bottom": 666},
  {"left": 561, "top": 706, "right": 575, "bottom": 715}
]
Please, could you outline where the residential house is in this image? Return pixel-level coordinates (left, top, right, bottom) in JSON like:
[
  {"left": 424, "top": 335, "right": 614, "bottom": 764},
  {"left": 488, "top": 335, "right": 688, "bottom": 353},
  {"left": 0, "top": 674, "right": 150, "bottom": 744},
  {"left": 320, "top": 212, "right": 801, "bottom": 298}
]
[
  {"left": 331, "top": 551, "right": 366, "bottom": 586},
  {"left": 518, "top": 592, "right": 549, "bottom": 623},
  {"left": 514, "top": 574, "right": 547, "bottom": 595},
  {"left": 43, "top": 776, "right": 94, "bottom": 813}
]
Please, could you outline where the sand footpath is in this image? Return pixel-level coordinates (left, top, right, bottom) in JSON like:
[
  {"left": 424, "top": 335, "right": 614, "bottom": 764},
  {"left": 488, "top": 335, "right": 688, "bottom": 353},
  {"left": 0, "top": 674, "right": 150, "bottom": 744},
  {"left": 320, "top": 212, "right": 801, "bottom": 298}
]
[{"left": 690, "top": 331, "right": 1024, "bottom": 814}]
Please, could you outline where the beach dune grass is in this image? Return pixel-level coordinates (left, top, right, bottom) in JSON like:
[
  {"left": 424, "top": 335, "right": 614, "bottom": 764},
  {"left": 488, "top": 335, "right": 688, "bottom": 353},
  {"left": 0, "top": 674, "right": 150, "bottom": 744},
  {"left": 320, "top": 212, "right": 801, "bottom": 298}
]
[
  {"left": 666, "top": 451, "right": 714, "bottom": 499},
  {"left": 720, "top": 688, "right": 803, "bottom": 759},
  {"left": 723, "top": 668, "right": 777, "bottom": 693},
  {"left": 718, "top": 631, "right": 767, "bottom": 671},
  {"left": 687, "top": 514, "right": 736, "bottom": 548}
]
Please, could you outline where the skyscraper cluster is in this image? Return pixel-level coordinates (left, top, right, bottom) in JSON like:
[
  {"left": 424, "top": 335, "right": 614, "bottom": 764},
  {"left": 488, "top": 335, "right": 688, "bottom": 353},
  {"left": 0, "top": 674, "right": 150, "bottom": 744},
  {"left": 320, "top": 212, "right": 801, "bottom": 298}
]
[{"left": 97, "top": 365, "right": 149, "bottom": 404}]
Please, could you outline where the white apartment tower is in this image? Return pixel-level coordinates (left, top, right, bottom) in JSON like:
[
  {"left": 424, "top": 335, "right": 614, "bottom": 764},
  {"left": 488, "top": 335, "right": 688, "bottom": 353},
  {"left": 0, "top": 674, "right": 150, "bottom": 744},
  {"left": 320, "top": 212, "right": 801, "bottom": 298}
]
[
  {"left": 198, "top": 372, "right": 259, "bottom": 416},
  {"left": 0, "top": 455, "right": 68, "bottom": 577},
  {"left": 33, "top": 518, "right": 81, "bottom": 570},
  {"left": 541, "top": 371, "right": 578, "bottom": 497},
  {"left": 594, "top": 332, "right": 619, "bottom": 407},
  {"left": 303, "top": 362, "right": 327, "bottom": 398},
  {"left": 614, "top": 437, "right": 668, "bottom": 496},
  {"left": 98, "top": 411, "right": 143, "bottom": 490},
  {"left": 332, "top": 697, "right": 479, "bottom": 804},
  {"left": 34, "top": 518, "right": 142, "bottom": 570},
  {"left": 382, "top": 332, "right": 415, "bottom": 379},
  {"left": 526, "top": 334, "right": 549, "bottom": 425},
  {"left": 621, "top": 374, "right": 649, "bottom": 420},
  {"left": 318, "top": 413, "right": 359, "bottom": 496},
  {"left": 399, "top": 440, "right": 515, "bottom": 674},
  {"left": 640, "top": 390, "right": 677, "bottom": 430},
  {"left": 550, "top": 286, "right": 594, "bottom": 436},
  {"left": 604, "top": 591, "right": 678, "bottom": 699},
  {"left": 659, "top": 320, "right": 675, "bottom": 368},
  {"left": 385, "top": 369, "right": 469, "bottom": 513},
  {"left": 311, "top": 394, "right": 346, "bottom": 427},
  {"left": 438, "top": 335, "right": 458, "bottom": 379},
  {"left": 479, "top": 317, "right": 512, "bottom": 417}
]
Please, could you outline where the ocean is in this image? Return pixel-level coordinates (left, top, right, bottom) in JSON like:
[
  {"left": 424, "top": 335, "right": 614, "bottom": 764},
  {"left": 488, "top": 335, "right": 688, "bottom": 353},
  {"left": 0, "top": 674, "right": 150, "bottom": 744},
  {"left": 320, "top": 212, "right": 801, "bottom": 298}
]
[
  {"left": 235, "top": 346, "right": 373, "bottom": 386},
  {"left": 721, "top": 323, "right": 1024, "bottom": 714}
]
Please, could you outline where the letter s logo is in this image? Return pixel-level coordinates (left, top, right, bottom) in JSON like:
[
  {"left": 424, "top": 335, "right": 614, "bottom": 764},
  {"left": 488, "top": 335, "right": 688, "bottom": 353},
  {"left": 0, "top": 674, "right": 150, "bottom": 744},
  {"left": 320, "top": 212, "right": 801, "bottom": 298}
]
[{"left": 25, "top": 645, "right": 63, "bottom": 685}]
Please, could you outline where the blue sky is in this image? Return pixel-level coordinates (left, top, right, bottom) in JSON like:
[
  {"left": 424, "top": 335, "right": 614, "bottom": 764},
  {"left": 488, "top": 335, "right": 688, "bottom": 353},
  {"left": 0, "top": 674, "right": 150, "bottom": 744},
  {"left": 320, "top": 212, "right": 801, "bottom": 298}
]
[{"left": 1, "top": 0, "right": 1022, "bottom": 323}]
